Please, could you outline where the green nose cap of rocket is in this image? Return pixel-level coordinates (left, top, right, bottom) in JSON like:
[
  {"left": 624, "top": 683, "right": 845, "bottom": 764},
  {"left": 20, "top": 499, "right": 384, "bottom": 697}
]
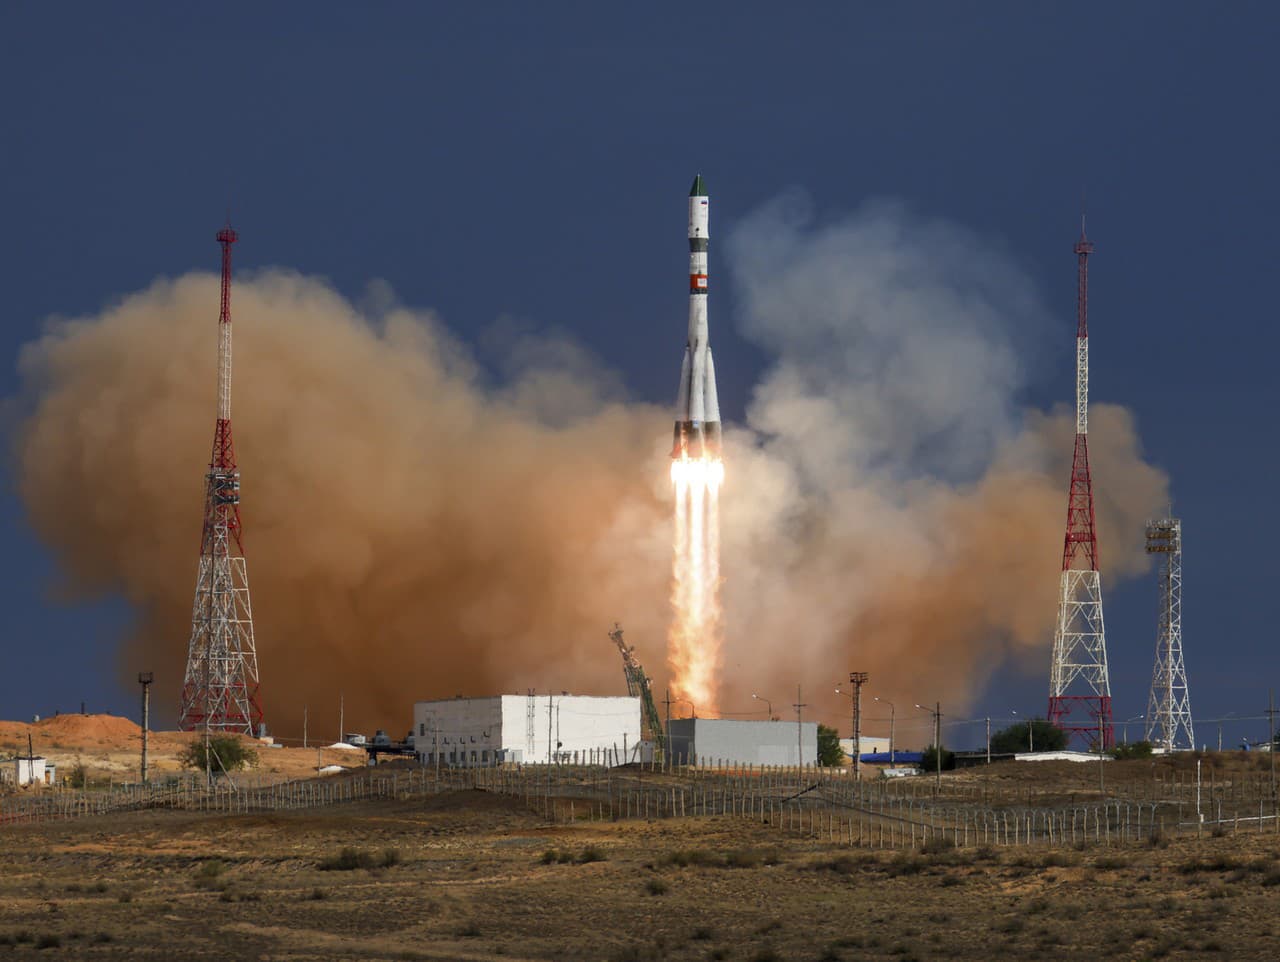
[{"left": 689, "top": 174, "right": 707, "bottom": 197}]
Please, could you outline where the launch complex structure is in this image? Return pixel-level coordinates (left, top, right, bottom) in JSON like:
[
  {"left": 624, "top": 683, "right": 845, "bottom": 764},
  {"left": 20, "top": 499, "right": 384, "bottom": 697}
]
[
  {"left": 1047, "top": 221, "right": 1114, "bottom": 749},
  {"left": 177, "top": 224, "right": 263, "bottom": 736},
  {"left": 1144, "top": 516, "right": 1194, "bottom": 750}
]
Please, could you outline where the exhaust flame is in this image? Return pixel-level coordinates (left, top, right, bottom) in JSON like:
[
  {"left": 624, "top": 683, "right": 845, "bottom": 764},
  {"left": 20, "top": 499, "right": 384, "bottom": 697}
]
[{"left": 668, "top": 454, "right": 723, "bottom": 714}]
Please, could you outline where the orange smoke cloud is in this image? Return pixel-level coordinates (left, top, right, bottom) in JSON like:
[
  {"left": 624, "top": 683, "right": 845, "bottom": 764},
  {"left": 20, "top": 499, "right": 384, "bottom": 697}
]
[
  {"left": 10, "top": 198, "right": 1169, "bottom": 741},
  {"left": 14, "top": 272, "right": 672, "bottom": 735}
]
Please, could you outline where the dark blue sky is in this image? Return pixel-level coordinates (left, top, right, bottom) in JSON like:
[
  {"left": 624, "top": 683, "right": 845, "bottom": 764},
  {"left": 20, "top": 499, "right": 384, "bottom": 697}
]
[{"left": 2, "top": 3, "right": 1276, "bottom": 747}]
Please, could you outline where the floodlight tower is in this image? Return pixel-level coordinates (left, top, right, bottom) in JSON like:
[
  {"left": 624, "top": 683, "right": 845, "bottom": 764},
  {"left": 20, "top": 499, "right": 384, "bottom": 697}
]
[
  {"left": 1144, "top": 517, "right": 1193, "bottom": 750},
  {"left": 1047, "top": 219, "right": 1113, "bottom": 749},
  {"left": 178, "top": 223, "right": 263, "bottom": 735}
]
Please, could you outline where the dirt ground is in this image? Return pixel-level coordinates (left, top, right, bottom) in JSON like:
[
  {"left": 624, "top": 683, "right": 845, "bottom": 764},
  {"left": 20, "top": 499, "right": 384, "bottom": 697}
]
[
  {"left": 2, "top": 787, "right": 1280, "bottom": 960},
  {"left": 0, "top": 714, "right": 366, "bottom": 784}
]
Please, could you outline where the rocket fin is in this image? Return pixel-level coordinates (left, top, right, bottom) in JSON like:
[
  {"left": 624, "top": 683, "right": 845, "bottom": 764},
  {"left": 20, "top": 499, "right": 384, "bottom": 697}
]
[
  {"left": 675, "top": 348, "right": 692, "bottom": 418},
  {"left": 703, "top": 348, "right": 721, "bottom": 425}
]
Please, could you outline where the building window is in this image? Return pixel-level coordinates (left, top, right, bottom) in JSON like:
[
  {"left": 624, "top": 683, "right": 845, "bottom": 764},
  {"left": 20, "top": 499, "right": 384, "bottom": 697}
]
[
  {"left": 419, "top": 723, "right": 425, "bottom": 736},
  {"left": 481, "top": 750, "right": 489, "bottom": 763},
  {"left": 470, "top": 751, "right": 477, "bottom": 764}
]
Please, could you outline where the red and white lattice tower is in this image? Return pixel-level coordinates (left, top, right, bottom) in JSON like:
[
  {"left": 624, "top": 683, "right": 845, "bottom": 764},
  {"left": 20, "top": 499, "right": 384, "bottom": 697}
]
[
  {"left": 178, "top": 224, "right": 263, "bottom": 735},
  {"left": 1047, "top": 220, "right": 1113, "bottom": 749}
]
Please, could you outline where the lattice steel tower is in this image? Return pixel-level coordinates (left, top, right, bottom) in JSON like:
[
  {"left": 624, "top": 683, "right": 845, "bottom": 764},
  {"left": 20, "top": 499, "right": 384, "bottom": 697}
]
[
  {"left": 1047, "top": 219, "right": 1113, "bottom": 749},
  {"left": 178, "top": 224, "right": 263, "bottom": 735},
  {"left": 1144, "top": 517, "right": 1193, "bottom": 750}
]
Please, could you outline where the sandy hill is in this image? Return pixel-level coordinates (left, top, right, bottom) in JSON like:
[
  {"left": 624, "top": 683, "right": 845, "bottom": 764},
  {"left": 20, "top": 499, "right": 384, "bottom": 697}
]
[{"left": 0, "top": 713, "right": 366, "bottom": 785}]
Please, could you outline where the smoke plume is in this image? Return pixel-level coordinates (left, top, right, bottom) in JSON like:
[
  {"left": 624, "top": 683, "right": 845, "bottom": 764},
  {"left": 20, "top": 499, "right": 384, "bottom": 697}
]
[
  {"left": 10, "top": 196, "right": 1167, "bottom": 737},
  {"left": 715, "top": 195, "right": 1166, "bottom": 726}
]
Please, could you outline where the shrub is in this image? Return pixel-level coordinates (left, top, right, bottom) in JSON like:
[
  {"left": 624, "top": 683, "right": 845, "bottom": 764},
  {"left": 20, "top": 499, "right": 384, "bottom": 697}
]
[
  {"left": 539, "top": 850, "right": 558, "bottom": 865},
  {"left": 690, "top": 927, "right": 714, "bottom": 941},
  {"left": 724, "top": 849, "right": 761, "bottom": 868},
  {"left": 194, "top": 860, "right": 227, "bottom": 888},
  {"left": 455, "top": 922, "right": 481, "bottom": 938},
  {"left": 578, "top": 847, "right": 607, "bottom": 864},
  {"left": 1095, "top": 855, "right": 1131, "bottom": 870},
  {"left": 920, "top": 835, "right": 955, "bottom": 855},
  {"left": 818, "top": 724, "right": 845, "bottom": 767},
  {"left": 644, "top": 878, "right": 669, "bottom": 896},
  {"left": 306, "top": 888, "right": 328, "bottom": 901},
  {"left": 36, "top": 934, "right": 61, "bottom": 950},
  {"left": 990, "top": 720, "right": 1067, "bottom": 755},
  {"left": 661, "top": 849, "right": 713, "bottom": 867},
  {"left": 1111, "top": 740, "right": 1154, "bottom": 760},
  {"left": 68, "top": 762, "right": 88, "bottom": 790},
  {"left": 318, "top": 848, "right": 373, "bottom": 871},
  {"left": 920, "top": 746, "right": 956, "bottom": 772},
  {"left": 180, "top": 735, "right": 258, "bottom": 774}
]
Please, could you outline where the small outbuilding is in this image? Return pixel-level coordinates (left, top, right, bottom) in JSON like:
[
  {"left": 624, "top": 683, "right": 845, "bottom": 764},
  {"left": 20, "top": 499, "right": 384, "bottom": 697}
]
[
  {"left": 6, "top": 755, "right": 49, "bottom": 787},
  {"left": 666, "top": 718, "right": 817, "bottom": 767}
]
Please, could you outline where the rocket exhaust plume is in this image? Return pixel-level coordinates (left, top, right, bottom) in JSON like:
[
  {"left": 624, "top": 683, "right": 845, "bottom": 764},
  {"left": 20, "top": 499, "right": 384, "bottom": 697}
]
[
  {"left": 9, "top": 191, "right": 1168, "bottom": 735},
  {"left": 669, "top": 175, "right": 724, "bottom": 715}
]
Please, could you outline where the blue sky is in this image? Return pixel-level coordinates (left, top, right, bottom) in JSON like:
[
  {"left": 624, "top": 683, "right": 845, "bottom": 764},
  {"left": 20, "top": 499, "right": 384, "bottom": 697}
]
[{"left": 1, "top": 3, "right": 1276, "bottom": 746}]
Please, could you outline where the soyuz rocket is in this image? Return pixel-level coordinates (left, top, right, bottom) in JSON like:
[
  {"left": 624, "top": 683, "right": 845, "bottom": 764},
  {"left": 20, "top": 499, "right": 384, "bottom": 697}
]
[{"left": 672, "top": 175, "right": 722, "bottom": 460}]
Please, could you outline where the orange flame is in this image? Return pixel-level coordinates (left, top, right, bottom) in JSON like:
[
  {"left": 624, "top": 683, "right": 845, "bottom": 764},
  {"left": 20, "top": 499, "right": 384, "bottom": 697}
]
[{"left": 668, "top": 455, "right": 724, "bottom": 715}]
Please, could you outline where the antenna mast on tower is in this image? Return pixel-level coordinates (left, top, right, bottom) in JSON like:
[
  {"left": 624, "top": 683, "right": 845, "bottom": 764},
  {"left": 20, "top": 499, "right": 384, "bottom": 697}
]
[
  {"left": 1144, "top": 516, "right": 1193, "bottom": 750},
  {"left": 178, "top": 223, "right": 263, "bottom": 735},
  {"left": 1047, "top": 217, "right": 1113, "bottom": 749}
]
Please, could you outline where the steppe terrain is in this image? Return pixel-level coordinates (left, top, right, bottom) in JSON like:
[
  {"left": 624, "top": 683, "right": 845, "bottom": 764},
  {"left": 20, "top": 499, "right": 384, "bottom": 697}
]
[
  {"left": 2, "top": 784, "right": 1280, "bottom": 960},
  {"left": 4, "top": 719, "right": 1280, "bottom": 960}
]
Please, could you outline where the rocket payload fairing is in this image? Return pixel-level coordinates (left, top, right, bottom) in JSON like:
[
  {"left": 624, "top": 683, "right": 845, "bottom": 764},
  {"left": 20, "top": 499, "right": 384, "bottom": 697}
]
[{"left": 672, "top": 175, "right": 722, "bottom": 460}]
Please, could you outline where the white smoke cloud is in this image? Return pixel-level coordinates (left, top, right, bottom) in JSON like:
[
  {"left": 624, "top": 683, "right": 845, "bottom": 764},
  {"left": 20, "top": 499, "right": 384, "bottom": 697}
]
[{"left": 711, "top": 194, "right": 1164, "bottom": 717}]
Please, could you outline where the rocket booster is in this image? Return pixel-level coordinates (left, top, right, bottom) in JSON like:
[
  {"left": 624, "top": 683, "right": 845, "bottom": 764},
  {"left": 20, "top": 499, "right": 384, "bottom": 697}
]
[{"left": 672, "top": 174, "right": 722, "bottom": 460}]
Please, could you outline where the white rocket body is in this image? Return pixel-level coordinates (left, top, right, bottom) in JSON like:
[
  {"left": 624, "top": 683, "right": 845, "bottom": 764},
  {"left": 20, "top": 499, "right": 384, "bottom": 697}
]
[{"left": 673, "top": 175, "right": 721, "bottom": 459}]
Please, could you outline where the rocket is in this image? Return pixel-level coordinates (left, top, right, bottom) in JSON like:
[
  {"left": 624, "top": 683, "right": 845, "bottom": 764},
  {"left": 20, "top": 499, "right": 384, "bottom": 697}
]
[{"left": 672, "top": 174, "right": 722, "bottom": 460}]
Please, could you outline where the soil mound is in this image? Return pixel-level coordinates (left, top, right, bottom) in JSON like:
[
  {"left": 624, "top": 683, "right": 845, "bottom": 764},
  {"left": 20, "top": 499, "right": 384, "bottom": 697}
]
[{"left": 34, "top": 713, "right": 141, "bottom": 744}]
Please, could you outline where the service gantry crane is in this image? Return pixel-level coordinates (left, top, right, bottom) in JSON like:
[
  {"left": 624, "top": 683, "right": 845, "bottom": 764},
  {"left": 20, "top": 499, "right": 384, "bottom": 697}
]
[{"left": 608, "top": 623, "right": 665, "bottom": 751}]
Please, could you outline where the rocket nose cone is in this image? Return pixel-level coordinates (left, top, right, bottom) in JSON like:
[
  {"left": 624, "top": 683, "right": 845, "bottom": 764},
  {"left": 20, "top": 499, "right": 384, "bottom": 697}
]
[{"left": 689, "top": 174, "right": 707, "bottom": 197}]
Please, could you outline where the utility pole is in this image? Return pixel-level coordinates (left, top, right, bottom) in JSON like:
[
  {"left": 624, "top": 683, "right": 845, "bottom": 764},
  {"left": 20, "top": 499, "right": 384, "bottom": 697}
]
[
  {"left": 985, "top": 716, "right": 991, "bottom": 766},
  {"left": 665, "top": 688, "right": 672, "bottom": 767},
  {"left": 338, "top": 692, "right": 344, "bottom": 743},
  {"left": 1098, "top": 709, "right": 1105, "bottom": 796},
  {"left": 548, "top": 694, "right": 554, "bottom": 764},
  {"left": 138, "top": 672, "right": 153, "bottom": 783},
  {"left": 934, "top": 702, "right": 942, "bottom": 789},
  {"left": 793, "top": 685, "right": 807, "bottom": 770},
  {"left": 303, "top": 704, "right": 308, "bottom": 749},
  {"left": 848, "top": 672, "right": 868, "bottom": 779},
  {"left": 1269, "top": 690, "right": 1277, "bottom": 813},
  {"left": 875, "top": 697, "right": 896, "bottom": 764}
]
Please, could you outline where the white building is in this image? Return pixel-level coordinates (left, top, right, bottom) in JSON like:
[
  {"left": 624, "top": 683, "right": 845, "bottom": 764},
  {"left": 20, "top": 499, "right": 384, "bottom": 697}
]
[
  {"left": 839, "top": 736, "right": 891, "bottom": 758},
  {"left": 412, "top": 694, "right": 642, "bottom": 767},
  {"left": 7, "top": 756, "right": 47, "bottom": 787},
  {"left": 666, "top": 718, "right": 817, "bottom": 767}
]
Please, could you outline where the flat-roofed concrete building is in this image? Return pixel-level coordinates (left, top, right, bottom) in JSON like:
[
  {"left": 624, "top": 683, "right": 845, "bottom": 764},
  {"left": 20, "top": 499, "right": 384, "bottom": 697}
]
[
  {"left": 666, "top": 718, "right": 817, "bottom": 767},
  {"left": 412, "top": 694, "right": 641, "bottom": 767}
]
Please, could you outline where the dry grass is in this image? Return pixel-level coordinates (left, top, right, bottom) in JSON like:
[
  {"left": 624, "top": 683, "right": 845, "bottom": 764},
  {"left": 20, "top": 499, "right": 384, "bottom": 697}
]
[{"left": 2, "top": 787, "right": 1280, "bottom": 959}]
